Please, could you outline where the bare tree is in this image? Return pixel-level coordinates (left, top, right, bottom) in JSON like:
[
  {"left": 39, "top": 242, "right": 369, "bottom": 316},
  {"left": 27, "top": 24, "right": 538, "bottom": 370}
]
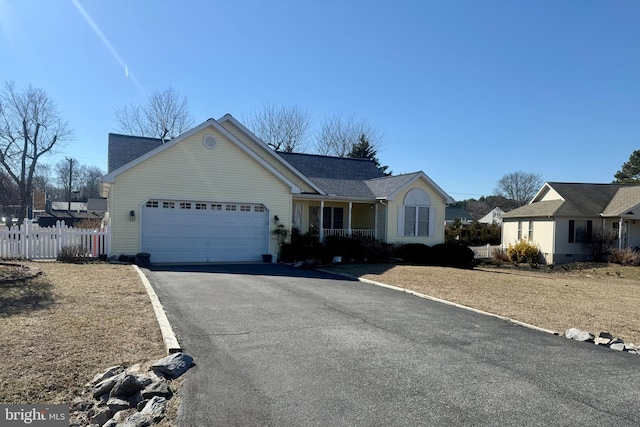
[
  {"left": 114, "top": 87, "right": 194, "bottom": 142},
  {"left": 315, "top": 114, "right": 383, "bottom": 157},
  {"left": 78, "top": 165, "right": 103, "bottom": 200},
  {"left": 494, "top": 171, "right": 543, "bottom": 207},
  {"left": 243, "top": 104, "right": 312, "bottom": 152},
  {"left": 32, "top": 163, "right": 53, "bottom": 194},
  {"left": 0, "top": 82, "right": 72, "bottom": 224}
]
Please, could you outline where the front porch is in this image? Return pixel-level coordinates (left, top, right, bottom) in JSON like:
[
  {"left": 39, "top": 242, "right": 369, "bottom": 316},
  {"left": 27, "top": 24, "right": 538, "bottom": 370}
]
[{"left": 292, "top": 199, "right": 384, "bottom": 242}]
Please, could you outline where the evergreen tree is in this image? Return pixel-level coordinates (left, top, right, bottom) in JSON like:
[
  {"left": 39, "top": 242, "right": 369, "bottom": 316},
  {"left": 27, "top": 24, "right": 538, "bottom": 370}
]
[
  {"left": 347, "top": 134, "right": 391, "bottom": 175},
  {"left": 614, "top": 150, "right": 640, "bottom": 183}
]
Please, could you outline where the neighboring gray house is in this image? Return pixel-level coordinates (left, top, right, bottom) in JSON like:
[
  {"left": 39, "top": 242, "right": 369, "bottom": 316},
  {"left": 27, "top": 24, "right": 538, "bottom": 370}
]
[
  {"left": 502, "top": 182, "right": 640, "bottom": 264},
  {"left": 445, "top": 206, "right": 473, "bottom": 226}
]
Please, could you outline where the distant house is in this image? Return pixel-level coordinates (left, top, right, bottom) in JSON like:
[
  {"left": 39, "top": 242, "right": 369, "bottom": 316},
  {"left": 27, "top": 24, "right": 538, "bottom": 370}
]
[
  {"left": 445, "top": 206, "right": 473, "bottom": 226},
  {"left": 37, "top": 200, "right": 103, "bottom": 227},
  {"left": 478, "top": 207, "right": 505, "bottom": 225},
  {"left": 102, "top": 114, "right": 454, "bottom": 263},
  {"left": 501, "top": 182, "right": 640, "bottom": 264}
]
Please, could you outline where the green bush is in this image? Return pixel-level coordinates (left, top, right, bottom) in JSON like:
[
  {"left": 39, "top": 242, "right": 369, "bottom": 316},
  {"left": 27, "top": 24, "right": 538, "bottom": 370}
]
[
  {"left": 430, "top": 243, "right": 475, "bottom": 268},
  {"left": 396, "top": 243, "right": 431, "bottom": 264},
  {"left": 507, "top": 240, "right": 540, "bottom": 265}
]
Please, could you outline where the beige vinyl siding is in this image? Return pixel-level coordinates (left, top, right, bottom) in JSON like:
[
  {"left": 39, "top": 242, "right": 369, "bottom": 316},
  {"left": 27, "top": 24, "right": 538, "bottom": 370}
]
[
  {"left": 531, "top": 220, "right": 554, "bottom": 263},
  {"left": 387, "top": 180, "right": 446, "bottom": 245},
  {"left": 108, "top": 128, "right": 291, "bottom": 256},
  {"left": 538, "top": 187, "right": 563, "bottom": 202},
  {"left": 501, "top": 220, "right": 520, "bottom": 249},
  {"left": 220, "top": 120, "right": 316, "bottom": 193},
  {"left": 552, "top": 217, "right": 596, "bottom": 263}
]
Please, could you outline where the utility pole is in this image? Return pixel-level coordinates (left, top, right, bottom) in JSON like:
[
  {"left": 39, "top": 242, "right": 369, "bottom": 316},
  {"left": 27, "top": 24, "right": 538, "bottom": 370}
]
[{"left": 66, "top": 157, "right": 74, "bottom": 211}]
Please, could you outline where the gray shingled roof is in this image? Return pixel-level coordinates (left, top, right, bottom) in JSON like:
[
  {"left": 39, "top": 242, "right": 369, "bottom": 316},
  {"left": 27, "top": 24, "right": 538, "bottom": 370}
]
[
  {"left": 108, "top": 133, "right": 163, "bottom": 173},
  {"left": 603, "top": 186, "right": 640, "bottom": 216},
  {"left": 502, "top": 182, "right": 640, "bottom": 219},
  {"left": 278, "top": 152, "right": 385, "bottom": 180},
  {"left": 107, "top": 134, "right": 427, "bottom": 200},
  {"left": 365, "top": 173, "right": 420, "bottom": 198}
]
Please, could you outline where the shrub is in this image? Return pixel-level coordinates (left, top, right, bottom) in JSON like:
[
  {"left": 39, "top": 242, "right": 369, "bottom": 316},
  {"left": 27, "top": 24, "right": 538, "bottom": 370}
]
[
  {"left": 324, "top": 235, "right": 364, "bottom": 262},
  {"left": 430, "top": 243, "right": 475, "bottom": 268},
  {"left": 492, "top": 247, "right": 510, "bottom": 263},
  {"left": 396, "top": 243, "right": 431, "bottom": 265},
  {"left": 609, "top": 248, "right": 640, "bottom": 266},
  {"left": 57, "top": 244, "right": 91, "bottom": 263},
  {"left": 507, "top": 240, "right": 540, "bottom": 265}
]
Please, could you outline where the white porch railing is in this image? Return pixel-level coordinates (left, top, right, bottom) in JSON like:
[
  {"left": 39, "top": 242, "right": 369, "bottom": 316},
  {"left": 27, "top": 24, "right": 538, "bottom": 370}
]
[
  {"left": 322, "top": 229, "right": 376, "bottom": 241},
  {"left": 0, "top": 221, "right": 110, "bottom": 260}
]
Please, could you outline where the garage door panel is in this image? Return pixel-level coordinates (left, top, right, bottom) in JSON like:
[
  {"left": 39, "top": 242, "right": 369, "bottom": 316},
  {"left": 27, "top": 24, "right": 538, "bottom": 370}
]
[{"left": 141, "top": 200, "right": 269, "bottom": 263}]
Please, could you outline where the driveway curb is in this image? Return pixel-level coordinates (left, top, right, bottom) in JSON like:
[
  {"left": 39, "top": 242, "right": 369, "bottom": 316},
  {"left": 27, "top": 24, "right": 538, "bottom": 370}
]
[
  {"left": 133, "top": 265, "right": 183, "bottom": 354},
  {"left": 321, "top": 269, "right": 559, "bottom": 336}
]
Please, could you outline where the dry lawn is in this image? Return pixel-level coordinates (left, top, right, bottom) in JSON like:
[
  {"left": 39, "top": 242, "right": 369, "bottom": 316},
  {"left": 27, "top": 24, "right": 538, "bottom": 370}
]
[
  {"left": 326, "top": 263, "right": 640, "bottom": 345},
  {"left": 0, "top": 261, "right": 178, "bottom": 425}
]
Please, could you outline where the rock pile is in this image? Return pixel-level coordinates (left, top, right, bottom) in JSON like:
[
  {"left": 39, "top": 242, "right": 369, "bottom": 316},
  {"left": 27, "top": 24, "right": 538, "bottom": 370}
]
[
  {"left": 565, "top": 328, "right": 639, "bottom": 355},
  {"left": 70, "top": 353, "right": 193, "bottom": 427}
]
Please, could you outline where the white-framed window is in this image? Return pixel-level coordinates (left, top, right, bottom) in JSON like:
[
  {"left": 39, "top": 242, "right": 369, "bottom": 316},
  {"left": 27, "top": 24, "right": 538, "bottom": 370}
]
[
  {"left": 211, "top": 204, "right": 222, "bottom": 211},
  {"left": 162, "top": 201, "right": 175, "bottom": 209},
  {"left": 195, "top": 203, "right": 207, "bottom": 210},
  {"left": 179, "top": 202, "right": 192, "bottom": 209},
  {"left": 397, "top": 188, "right": 433, "bottom": 237},
  {"left": 240, "top": 205, "right": 251, "bottom": 212},
  {"left": 528, "top": 221, "right": 534, "bottom": 240},
  {"left": 517, "top": 221, "right": 522, "bottom": 240},
  {"left": 146, "top": 201, "right": 158, "bottom": 208},
  {"left": 226, "top": 204, "right": 237, "bottom": 211},
  {"left": 254, "top": 206, "right": 265, "bottom": 212}
]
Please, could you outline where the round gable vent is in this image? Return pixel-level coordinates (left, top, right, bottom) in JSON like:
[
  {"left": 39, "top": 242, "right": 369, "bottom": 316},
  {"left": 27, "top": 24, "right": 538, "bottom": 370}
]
[{"left": 203, "top": 134, "right": 218, "bottom": 149}]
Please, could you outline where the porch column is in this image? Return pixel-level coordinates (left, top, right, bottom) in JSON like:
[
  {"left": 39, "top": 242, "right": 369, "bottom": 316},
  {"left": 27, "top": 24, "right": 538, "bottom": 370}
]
[
  {"left": 374, "top": 203, "right": 378, "bottom": 240},
  {"left": 319, "top": 200, "right": 324, "bottom": 242},
  {"left": 619, "top": 218, "right": 624, "bottom": 249},
  {"left": 348, "top": 202, "right": 352, "bottom": 237}
]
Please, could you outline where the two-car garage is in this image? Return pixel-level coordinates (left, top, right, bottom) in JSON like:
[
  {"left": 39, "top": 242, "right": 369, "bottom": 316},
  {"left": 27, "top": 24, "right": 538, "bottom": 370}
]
[{"left": 140, "top": 199, "right": 270, "bottom": 263}]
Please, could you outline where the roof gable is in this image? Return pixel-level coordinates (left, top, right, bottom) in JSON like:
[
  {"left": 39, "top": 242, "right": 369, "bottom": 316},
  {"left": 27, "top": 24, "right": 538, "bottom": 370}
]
[{"left": 103, "top": 119, "right": 302, "bottom": 192}]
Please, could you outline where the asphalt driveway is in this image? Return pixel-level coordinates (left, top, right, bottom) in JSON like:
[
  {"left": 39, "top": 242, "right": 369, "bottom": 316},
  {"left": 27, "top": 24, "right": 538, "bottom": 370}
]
[{"left": 144, "top": 264, "right": 640, "bottom": 426}]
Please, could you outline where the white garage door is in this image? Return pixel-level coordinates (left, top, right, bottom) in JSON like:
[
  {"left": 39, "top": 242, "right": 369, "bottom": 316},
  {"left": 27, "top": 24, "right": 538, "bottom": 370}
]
[{"left": 141, "top": 200, "right": 269, "bottom": 263}]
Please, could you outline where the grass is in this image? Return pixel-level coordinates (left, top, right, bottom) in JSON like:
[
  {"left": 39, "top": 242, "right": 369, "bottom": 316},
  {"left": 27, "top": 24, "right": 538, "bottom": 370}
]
[
  {"left": 326, "top": 262, "right": 640, "bottom": 345},
  {"left": 0, "top": 261, "right": 178, "bottom": 425}
]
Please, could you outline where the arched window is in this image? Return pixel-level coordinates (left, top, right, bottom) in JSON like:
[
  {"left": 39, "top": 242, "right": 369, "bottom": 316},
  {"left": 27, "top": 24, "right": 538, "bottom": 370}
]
[{"left": 398, "top": 188, "right": 433, "bottom": 237}]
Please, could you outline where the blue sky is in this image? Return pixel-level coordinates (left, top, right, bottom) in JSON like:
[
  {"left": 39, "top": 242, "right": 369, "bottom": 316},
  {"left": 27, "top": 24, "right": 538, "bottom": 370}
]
[{"left": 1, "top": 1, "right": 638, "bottom": 200}]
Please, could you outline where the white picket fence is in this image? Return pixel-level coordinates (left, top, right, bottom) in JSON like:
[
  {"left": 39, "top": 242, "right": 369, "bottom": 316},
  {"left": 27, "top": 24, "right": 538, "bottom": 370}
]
[
  {"left": 469, "top": 244, "right": 500, "bottom": 259},
  {"left": 0, "top": 221, "right": 110, "bottom": 260}
]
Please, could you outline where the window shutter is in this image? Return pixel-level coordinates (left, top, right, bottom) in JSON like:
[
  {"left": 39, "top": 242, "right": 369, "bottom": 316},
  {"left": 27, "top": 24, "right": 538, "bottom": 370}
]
[
  {"left": 586, "top": 220, "right": 593, "bottom": 243},
  {"left": 428, "top": 207, "right": 435, "bottom": 237},
  {"left": 397, "top": 205, "right": 405, "bottom": 237},
  {"left": 568, "top": 220, "right": 575, "bottom": 243}
]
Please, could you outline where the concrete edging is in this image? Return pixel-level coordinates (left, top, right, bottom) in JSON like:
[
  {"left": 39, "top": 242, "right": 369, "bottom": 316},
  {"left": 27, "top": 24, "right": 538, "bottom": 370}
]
[
  {"left": 133, "top": 265, "right": 183, "bottom": 354},
  {"left": 321, "top": 269, "right": 559, "bottom": 336}
]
